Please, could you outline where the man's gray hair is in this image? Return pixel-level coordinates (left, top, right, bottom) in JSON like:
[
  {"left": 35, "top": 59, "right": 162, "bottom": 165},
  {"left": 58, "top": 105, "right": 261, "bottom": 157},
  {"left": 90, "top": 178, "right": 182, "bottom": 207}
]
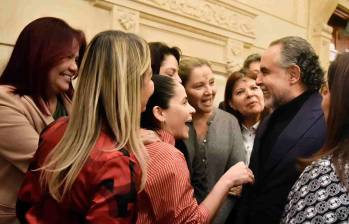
[{"left": 270, "top": 36, "right": 324, "bottom": 91}]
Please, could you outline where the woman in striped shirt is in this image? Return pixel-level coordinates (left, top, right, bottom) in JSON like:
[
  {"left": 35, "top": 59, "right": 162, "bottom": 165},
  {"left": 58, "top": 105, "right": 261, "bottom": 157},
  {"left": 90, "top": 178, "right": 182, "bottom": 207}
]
[{"left": 139, "top": 75, "right": 254, "bottom": 223}]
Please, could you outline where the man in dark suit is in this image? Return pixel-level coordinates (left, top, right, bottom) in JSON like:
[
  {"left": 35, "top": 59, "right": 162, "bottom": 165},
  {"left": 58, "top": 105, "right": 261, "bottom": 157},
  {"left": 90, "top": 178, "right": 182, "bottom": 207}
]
[{"left": 226, "top": 36, "right": 326, "bottom": 224}]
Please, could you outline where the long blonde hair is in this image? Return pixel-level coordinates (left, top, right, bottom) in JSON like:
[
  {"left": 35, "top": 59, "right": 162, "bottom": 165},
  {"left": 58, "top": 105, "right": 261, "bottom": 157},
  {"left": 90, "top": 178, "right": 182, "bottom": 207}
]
[{"left": 40, "top": 30, "right": 149, "bottom": 201}]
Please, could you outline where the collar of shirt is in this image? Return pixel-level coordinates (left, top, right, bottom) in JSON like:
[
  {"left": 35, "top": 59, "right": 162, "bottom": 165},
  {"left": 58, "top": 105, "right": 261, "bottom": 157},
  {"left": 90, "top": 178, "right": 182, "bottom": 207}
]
[
  {"left": 241, "top": 121, "right": 260, "bottom": 134},
  {"left": 155, "top": 129, "right": 176, "bottom": 146},
  {"left": 271, "top": 90, "right": 314, "bottom": 122}
]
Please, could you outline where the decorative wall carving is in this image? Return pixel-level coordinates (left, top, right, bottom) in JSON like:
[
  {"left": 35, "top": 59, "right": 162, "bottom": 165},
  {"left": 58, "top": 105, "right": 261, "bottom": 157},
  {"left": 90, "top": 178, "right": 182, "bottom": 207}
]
[
  {"left": 226, "top": 39, "right": 244, "bottom": 73},
  {"left": 112, "top": 6, "right": 139, "bottom": 33},
  {"left": 138, "top": 0, "right": 256, "bottom": 37},
  {"left": 118, "top": 8, "right": 138, "bottom": 31}
]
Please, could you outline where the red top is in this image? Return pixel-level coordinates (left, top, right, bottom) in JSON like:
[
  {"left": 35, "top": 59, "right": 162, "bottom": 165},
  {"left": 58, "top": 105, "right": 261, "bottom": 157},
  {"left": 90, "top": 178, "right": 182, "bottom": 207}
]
[
  {"left": 136, "top": 130, "right": 210, "bottom": 224},
  {"left": 16, "top": 118, "right": 141, "bottom": 223}
]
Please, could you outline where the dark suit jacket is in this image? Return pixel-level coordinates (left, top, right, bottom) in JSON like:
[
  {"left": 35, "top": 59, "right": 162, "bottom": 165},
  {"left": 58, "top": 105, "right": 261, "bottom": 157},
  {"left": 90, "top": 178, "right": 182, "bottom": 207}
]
[{"left": 227, "top": 92, "right": 326, "bottom": 224}]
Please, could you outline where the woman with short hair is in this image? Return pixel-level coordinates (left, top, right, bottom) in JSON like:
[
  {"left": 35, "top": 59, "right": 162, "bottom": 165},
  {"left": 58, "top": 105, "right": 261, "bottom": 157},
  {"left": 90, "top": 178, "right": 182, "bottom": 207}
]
[
  {"left": 179, "top": 57, "right": 247, "bottom": 224},
  {"left": 222, "top": 69, "right": 266, "bottom": 164},
  {"left": 149, "top": 42, "right": 182, "bottom": 83}
]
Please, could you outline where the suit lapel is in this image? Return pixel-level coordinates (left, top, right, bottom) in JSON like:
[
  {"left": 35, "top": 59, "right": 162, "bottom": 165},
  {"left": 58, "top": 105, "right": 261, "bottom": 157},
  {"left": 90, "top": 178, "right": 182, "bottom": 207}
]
[
  {"left": 263, "top": 93, "right": 323, "bottom": 174},
  {"left": 249, "top": 115, "right": 271, "bottom": 181}
]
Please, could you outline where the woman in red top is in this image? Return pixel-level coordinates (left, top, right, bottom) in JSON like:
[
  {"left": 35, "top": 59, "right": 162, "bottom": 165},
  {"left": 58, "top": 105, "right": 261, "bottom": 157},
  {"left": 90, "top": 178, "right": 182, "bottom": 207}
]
[
  {"left": 139, "top": 75, "right": 254, "bottom": 223},
  {"left": 16, "top": 30, "right": 154, "bottom": 223}
]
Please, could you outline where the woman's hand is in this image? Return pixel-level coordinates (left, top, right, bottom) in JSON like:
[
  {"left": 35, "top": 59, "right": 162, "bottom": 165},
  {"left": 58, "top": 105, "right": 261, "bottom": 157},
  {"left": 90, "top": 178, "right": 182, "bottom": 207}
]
[
  {"left": 201, "top": 161, "right": 254, "bottom": 221},
  {"left": 221, "top": 161, "right": 254, "bottom": 188},
  {"left": 229, "top": 185, "right": 242, "bottom": 196},
  {"left": 140, "top": 129, "right": 160, "bottom": 145}
]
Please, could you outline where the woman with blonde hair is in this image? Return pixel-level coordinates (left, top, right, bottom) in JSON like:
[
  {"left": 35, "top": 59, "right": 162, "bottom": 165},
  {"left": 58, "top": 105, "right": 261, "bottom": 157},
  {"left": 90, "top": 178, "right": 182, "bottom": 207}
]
[{"left": 16, "top": 30, "right": 153, "bottom": 223}]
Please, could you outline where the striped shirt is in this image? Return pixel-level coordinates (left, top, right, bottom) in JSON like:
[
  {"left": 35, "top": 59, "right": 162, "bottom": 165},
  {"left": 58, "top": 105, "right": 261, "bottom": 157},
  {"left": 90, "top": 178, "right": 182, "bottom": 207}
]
[{"left": 136, "top": 130, "right": 210, "bottom": 224}]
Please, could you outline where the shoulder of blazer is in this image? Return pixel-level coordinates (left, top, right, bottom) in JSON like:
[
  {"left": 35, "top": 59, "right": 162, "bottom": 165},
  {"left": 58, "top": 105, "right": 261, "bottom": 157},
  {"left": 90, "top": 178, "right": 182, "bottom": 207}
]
[{"left": 0, "top": 85, "right": 54, "bottom": 127}]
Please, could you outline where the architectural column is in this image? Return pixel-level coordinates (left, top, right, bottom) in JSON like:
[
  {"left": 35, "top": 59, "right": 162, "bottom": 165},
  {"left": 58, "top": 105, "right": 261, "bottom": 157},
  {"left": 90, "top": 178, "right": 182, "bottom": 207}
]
[{"left": 308, "top": 0, "right": 338, "bottom": 70}]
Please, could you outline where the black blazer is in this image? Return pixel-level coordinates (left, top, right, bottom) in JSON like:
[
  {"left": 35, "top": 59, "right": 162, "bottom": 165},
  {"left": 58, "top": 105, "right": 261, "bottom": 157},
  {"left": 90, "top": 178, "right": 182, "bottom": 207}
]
[{"left": 227, "top": 93, "right": 326, "bottom": 224}]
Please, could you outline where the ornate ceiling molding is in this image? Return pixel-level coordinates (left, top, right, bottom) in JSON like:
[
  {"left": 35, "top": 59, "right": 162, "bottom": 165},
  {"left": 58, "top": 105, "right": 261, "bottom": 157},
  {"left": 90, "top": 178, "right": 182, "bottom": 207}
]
[{"left": 138, "top": 0, "right": 256, "bottom": 37}]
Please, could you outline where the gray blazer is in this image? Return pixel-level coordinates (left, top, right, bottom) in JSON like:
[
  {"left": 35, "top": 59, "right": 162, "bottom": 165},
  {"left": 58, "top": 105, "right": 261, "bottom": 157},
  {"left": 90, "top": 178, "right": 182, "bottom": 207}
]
[{"left": 185, "top": 108, "right": 246, "bottom": 224}]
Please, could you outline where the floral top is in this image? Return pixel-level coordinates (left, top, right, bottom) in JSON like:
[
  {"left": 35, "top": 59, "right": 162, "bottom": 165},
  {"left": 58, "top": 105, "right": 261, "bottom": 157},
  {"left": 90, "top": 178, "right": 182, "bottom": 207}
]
[{"left": 282, "top": 156, "right": 349, "bottom": 224}]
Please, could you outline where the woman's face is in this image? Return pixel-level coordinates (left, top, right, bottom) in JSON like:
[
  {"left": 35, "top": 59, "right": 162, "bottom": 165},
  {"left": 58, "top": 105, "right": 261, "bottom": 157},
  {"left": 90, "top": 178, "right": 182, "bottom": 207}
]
[
  {"left": 141, "top": 68, "right": 154, "bottom": 112},
  {"left": 161, "top": 82, "right": 195, "bottom": 139},
  {"left": 47, "top": 44, "right": 79, "bottom": 96},
  {"left": 159, "top": 54, "right": 181, "bottom": 83},
  {"left": 184, "top": 65, "right": 216, "bottom": 114},
  {"left": 321, "top": 84, "right": 330, "bottom": 121},
  {"left": 231, "top": 77, "right": 264, "bottom": 119}
]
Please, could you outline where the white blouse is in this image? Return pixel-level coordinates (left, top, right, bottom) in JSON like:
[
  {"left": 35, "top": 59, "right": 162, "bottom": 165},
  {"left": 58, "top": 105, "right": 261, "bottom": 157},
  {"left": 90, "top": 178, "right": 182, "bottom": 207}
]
[{"left": 241, "top": 121, "right": 259, "bottom": 165}]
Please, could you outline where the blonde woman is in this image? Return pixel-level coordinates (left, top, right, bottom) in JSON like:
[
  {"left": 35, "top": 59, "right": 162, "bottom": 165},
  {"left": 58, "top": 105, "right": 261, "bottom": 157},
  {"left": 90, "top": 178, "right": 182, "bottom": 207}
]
[{"left": 16, "top": 30, "right": 153, "bottom": 223}]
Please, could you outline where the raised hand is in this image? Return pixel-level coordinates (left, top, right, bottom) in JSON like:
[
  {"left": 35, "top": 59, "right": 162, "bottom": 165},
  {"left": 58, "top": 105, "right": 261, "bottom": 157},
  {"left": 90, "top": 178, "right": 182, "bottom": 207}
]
[{"left": 221, "top": 161, "right": 254, "bottom": 188}]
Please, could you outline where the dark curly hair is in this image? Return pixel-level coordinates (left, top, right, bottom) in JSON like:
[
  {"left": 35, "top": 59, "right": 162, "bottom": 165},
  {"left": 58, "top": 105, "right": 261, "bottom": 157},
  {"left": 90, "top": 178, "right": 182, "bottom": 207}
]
[
  {"left": 148, "top": 42, "right": 181, "bottom": 74},
  {"left": 270, "top": 36, "right": 324, "bottom": 91}
]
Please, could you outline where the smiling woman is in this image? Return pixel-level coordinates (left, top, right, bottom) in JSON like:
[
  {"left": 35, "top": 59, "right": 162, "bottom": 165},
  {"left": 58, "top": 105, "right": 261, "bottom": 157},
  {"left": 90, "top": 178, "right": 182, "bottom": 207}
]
[
  {"left": 179, "top": 57, "right": 247, "bottom": 224},
  {"left": 0, "top": 17, "right": 86, "bottom": 223},
  {"left": 139, "top": 75, "right": 254, "bottom": 224},
  {"left": 16, "top": 30, "right": 150, "bottom": 224}
]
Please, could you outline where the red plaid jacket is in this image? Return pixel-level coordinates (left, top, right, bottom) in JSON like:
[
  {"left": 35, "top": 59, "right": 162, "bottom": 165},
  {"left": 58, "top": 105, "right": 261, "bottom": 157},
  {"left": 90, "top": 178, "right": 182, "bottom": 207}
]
[{"left": 16, "top": 118, "right": 141, "bottom": 223}]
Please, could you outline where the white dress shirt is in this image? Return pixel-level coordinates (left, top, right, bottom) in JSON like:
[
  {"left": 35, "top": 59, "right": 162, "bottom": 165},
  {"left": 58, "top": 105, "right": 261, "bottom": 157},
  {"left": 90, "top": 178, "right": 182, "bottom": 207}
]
[{"left": 241, "top": 121, "right": 259, "bottom": 165}]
